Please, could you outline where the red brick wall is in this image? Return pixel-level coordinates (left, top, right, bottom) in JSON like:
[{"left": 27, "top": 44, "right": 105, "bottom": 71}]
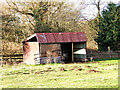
[{"left": 23, "top": 42, "right": 39, "bottom": 64}]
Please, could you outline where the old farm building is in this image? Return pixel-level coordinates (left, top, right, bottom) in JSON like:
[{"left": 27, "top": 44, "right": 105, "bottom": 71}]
[{"left": 23, "top": 32, "right": 87, "bottom": 64}]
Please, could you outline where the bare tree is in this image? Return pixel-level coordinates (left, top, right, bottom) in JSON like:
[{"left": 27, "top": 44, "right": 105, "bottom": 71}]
[
  {"left": 5, "top": 0, "right": 86, "bottom": 33},
  {"left": 83, "top": 0, "right": 106, "bottom": 33}
]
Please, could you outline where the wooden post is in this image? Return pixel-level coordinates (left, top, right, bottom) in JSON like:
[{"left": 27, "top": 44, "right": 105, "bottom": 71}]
[
  {"left": 108, "top": 46, "right": 111, "bottom": 58},
  {"left": 72, "top": 42, "right": 74, "bottom": 62},
  {"left": 39, "top": 43, "right": 41, "bottom": 64},
  {"left": 0, "top": 52, "right": 3, "bottom": 67}
]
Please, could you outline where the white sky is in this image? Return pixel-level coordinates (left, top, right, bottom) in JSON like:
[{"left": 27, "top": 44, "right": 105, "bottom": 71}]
[{"left": 68, "top": 0, "right": 120, "bottom": 19}]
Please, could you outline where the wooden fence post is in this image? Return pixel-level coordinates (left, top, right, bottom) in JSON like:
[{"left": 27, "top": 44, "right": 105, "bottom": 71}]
[
  {"left": 72, "top": 42, "right": 74, "bottom": 62},
  {"left": 0, "top": 53, "right": 3, "bottom": 67}
]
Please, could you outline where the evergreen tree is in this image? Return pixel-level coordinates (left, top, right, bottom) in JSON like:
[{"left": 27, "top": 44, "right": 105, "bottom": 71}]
[{"left": 95, "top": 3, "right": 120, "bottom": 51}]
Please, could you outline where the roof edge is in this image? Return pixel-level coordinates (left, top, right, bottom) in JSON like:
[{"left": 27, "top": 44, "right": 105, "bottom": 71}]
[
  {"left": 26, "top": 33, "right": 37, "bottom": 41},
  {"left": 24, "top": 32, "right": 87, "bottom": 43}
]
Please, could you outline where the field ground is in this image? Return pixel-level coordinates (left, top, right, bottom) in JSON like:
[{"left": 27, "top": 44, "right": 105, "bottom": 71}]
[{"left": 0, "top": 59, "right": 119, "bottom": 88}]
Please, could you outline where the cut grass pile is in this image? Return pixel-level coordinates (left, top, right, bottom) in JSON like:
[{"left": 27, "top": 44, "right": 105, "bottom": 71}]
[{"left": 0, "top": 59, "right": 118, "bottom": 88}]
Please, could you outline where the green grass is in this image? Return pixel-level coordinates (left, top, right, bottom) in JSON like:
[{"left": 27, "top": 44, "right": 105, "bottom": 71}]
[{"left": 0, "top": 59, "right": 119, "bottom": 88}]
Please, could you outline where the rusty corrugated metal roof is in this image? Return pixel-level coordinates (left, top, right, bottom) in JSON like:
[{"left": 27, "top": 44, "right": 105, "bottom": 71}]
[{"left": 26, "top": 32, "right": 87, "bottom": 43}]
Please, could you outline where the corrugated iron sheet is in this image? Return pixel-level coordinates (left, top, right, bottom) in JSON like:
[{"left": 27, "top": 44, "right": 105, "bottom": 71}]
[
  {"left": 45, "top": 33, "right": 55, "bottom": 43},
  {"left": 29, "top": 32, "right": 87, "bottom": 43},
  {"left": 70, "top": 32, "right": 79, "bottom": 42},
  {"left": 53, "top": 33, "right": 64, "bottom": 43},
  {"left": 62, "top": 32, "right": 71, "bottom": 42},
  {"left": 77, "top": 32, "right": 87, "bottom": 42},
  {"left": 36, "top": 33, "right": 47, "bottom": 43}
]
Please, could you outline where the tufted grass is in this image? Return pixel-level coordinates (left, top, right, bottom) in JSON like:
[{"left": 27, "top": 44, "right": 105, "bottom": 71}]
[{"left": 0, "top": 59, "right": 119, "bottom": 88}]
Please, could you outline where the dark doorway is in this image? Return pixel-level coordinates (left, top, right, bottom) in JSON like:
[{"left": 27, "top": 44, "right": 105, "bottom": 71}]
[{"left": 61, "top": 43, "right": 72, "bottom": 63}]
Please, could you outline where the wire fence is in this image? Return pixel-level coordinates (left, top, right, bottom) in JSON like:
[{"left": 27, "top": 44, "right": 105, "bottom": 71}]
[
  {"left": 87, "top": 50, "right": 120, "bottom": 59},
  {"left": 0, "top": 50, "right": 120, "bottom": 63}
]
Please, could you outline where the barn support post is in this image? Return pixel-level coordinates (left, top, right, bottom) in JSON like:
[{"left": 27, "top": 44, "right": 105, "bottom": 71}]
[
  {"left": 72, "top": 42, "right": 74, "bottom": 62},
  {"left": 39, "top": 43, "right": 41, "bottom": 64}
]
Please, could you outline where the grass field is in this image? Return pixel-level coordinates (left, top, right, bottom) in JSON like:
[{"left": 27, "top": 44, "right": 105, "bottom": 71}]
[{"left": 0, "top": 59, "right": 119, "bottom": 88}]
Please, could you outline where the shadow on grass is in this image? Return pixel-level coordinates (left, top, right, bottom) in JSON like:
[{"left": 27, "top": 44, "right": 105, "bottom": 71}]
[
  {"left": 24, "top": 58, "right": 119, "bottom": 67},
  {"left": 33, "top": 63, "right": 61, "bottom": 66},
  {"left": 35, "top": 58, "right": 119, "bottom": 65},
  {"left": 94, "top": 58, "right": 120, "bottom": 62}
]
